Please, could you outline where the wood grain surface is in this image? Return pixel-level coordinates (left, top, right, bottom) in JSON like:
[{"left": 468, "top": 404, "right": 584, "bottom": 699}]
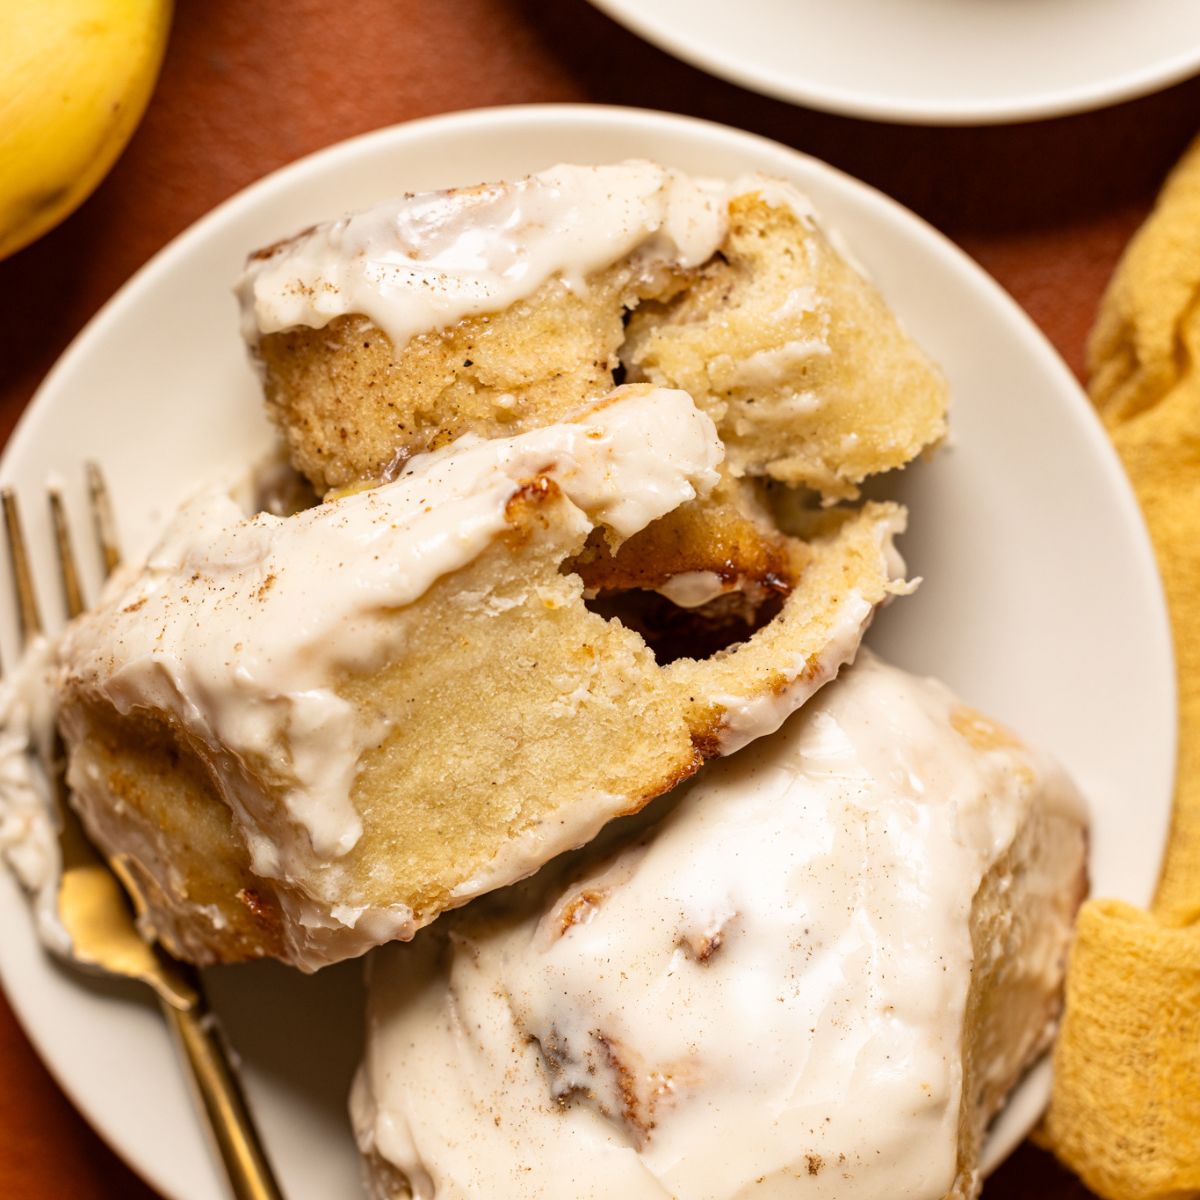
[{"left": 1, "top": 2, "right": 1196, "bottom": 1196}]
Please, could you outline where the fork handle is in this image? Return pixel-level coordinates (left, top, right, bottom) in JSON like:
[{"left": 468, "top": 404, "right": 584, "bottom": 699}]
[{"left": 162, "top": 995, "right": 286, "bottom": 1200}]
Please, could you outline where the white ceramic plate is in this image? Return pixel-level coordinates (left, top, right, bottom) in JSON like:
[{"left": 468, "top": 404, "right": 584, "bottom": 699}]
[
  {"left": 0, "top": 105, "right": 1175, "bottom": 1200},
  {"left": 589, "top": 0, "right": 1200, "bottom": 124}
]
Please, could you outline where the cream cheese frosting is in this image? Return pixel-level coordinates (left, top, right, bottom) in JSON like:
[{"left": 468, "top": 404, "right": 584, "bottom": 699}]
[
  {"left": 237, "top": 161, "right": 818, "bottom": 354},
  {"left": 709, "top": 592, "right": 875, "bottom": 755},
  {"left": 57, "top": 386, "right": 722, "bottom": 926},
  {"left": 351, "top": 653, "right": 1087, "bottom": 1200},
  {"left": 654, "top": 569, "right": 732, "bottom": 609},
  {"left": 0, "top": 636, "right": 70, "bottom": 956}
]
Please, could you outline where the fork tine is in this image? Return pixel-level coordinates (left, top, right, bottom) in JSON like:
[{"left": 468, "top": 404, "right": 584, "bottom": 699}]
[
  {"left": 15, "top": 487, "right": 93, "bottom": 876},
  {"left": 2, "top": 489, "right": 43, "bottom": 648},
  {"left": 48, "top": 489, "right": 85, "bottom": 621},
  {"left": 85, "top": 462, "right": 121, "bottom": 577}
]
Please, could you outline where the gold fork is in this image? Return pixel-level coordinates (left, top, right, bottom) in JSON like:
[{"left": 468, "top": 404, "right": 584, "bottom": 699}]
[{"left": 2, "top": 466, "right": 284, "bottom": 1200}]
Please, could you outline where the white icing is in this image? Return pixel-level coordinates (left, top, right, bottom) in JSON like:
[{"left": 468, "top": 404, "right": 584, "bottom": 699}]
[
  {"left": 352, "top": 654, "right": 1088, "bottom": 1200},
  {"left": 718, "top": 338, "right": 830, "bottom": 390},
  {"left": 57, "top": 387, "right": 722, "bottom": 913},
  {"left": 774, "top": 284, "right": 820, "bottom": 319},
  {"left": 238, "top": 162, "right": 727, "bottom": 351},
  {"left": 0, "top": 636, "right": 71, "bottom": 956},
  {"left": 655, "top": 569, "right": 730, "bottom": 609},
  {"left": 238, "top": 162, "right": 819, "bottom": 354},
  {"left": 711, "top": 507, "right": 909, "bottom": 754},
  {"left": 710, "top": 592, "right": 874, "bottom": 754}
]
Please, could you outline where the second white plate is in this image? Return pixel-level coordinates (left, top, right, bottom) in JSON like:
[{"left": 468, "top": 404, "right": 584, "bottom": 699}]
[
  {"left": 0, "top": 105, "right": 1176, "bottom": 1200},
  {"left": 589, "top": 0, "right": 1200, "bottom": 124}
]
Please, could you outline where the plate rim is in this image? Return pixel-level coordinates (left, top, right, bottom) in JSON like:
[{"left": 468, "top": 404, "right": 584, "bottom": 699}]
[
  {"left": 586, "top": 0, "right": 1200, "bottom": 124},
  {"left": 0, "top": 102, "right": 1179, "bottom": 1199}
]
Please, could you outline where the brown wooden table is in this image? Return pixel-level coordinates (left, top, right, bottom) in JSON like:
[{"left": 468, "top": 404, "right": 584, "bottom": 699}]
[{"left": 1, "top": 2, "right": 1195, "bottom": 1196}]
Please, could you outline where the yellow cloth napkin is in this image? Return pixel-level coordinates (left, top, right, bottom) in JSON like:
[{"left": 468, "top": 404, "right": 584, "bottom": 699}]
[{"left": 1040, "top": 139, "right": 1200, "bottom": 1199}]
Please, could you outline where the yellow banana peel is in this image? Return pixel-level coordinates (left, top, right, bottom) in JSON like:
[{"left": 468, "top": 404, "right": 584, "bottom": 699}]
[{"left": 0, "top": 0, "right": 173, "bottom": 261}]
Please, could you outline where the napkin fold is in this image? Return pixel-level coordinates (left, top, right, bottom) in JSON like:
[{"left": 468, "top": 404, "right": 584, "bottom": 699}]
[{"left": 1041, "top": 137, "right": 1200, "bottom": 1200}]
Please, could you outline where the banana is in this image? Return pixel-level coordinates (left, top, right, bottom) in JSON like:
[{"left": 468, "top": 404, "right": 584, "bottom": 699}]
[{"left": 0, "top": 0, "right": 172, "bottom": 261}]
